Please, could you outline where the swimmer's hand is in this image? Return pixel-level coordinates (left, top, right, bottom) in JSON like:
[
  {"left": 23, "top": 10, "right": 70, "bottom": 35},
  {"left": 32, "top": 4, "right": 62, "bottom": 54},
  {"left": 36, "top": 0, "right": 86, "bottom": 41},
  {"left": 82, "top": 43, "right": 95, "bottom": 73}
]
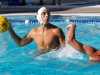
[
  {"left": 66, "top": 24, "right": 72, "bottom": 30},
  {"left": 66, "top": 24, "right": 76, "bottom": 30},
  {"left": 32, "top": 51, "right": 49, "bottom": 57},
  {"left": 32, "top": 53, "right": 43, "bottom": 57},
  {"left": 32, "top": 49, "right": 55, "bottom": 57}
]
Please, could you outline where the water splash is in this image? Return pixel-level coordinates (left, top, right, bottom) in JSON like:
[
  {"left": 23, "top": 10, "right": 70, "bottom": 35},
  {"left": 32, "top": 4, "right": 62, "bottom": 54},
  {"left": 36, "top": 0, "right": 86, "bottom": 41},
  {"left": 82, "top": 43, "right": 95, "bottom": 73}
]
[
  {"left": 0, "top": 31, "right": 9, "bottom": 56},
  {"left": 39, "top": 42, "right": 83, "bottom": 60},
  {"left": 56, "top": 43, "right": 83, "bottom": 59}
]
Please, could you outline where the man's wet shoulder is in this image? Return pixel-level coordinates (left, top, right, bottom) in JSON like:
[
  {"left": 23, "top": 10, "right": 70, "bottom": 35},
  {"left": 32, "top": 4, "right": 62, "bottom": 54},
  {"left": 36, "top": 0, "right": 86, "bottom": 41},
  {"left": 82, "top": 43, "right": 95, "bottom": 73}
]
[
  {"left": 49, "top": 24, "right": 59, "bottom": 28},
  {"left": 31, "top": 28, "right": 38, "bottom": 32}
]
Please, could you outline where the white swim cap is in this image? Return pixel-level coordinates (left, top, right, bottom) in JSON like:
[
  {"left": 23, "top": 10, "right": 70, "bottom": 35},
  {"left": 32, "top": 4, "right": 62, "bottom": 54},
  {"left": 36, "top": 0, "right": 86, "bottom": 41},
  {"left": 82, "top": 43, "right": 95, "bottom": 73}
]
[{"left": 37, "top": 7, "right": 50, "bottom": 25}]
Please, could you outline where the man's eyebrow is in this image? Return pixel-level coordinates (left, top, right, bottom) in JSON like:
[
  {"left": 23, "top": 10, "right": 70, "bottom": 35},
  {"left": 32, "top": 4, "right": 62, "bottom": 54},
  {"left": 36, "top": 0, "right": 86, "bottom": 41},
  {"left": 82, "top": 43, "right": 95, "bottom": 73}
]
[
  {"left": 42, "top": 11, "right": 49, "bottom": 13},
  {"left": 42, "top": 12, "right": 46, "bottom": 13}
]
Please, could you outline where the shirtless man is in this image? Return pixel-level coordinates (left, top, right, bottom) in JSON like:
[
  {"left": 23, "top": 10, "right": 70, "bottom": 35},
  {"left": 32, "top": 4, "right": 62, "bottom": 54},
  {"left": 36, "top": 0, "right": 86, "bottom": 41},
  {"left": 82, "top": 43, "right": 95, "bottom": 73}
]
[
  {"left": 8, "top": 7, "right": 65, "bottom": 55},
  {"left": 66, "top": 24, "right": 100, "bottom": 60}
]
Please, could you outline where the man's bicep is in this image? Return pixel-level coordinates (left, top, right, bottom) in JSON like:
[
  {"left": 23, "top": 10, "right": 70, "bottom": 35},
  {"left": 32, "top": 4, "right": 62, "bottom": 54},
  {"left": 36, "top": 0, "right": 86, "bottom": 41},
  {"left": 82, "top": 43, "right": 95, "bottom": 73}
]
[
  {"left": 56, "top": 28, "right": 65, "bottom": 37},
  {"left": 60, "top": 29, "right": 65, "bottom": 39},
  {"left": 20, "top": 35, "right": 33, "bottom": 46},
  {"left": 57, "top": 28, "right": 65, "bottom": 47}
]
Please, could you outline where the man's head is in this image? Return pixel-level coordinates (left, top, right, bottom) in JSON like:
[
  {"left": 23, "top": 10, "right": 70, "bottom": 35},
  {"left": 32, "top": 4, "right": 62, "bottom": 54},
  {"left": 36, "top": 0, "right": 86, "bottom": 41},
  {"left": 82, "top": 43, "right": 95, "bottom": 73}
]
[{"left": 37, "top": 7, "right": 50, "bottom": 25}]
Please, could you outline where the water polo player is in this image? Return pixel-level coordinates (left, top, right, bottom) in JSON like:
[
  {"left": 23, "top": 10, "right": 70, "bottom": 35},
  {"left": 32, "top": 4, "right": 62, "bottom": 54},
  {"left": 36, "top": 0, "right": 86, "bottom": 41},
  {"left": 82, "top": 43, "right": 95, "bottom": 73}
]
[{"left": 8, "top": 7, "right": 65, "bottom": 56}]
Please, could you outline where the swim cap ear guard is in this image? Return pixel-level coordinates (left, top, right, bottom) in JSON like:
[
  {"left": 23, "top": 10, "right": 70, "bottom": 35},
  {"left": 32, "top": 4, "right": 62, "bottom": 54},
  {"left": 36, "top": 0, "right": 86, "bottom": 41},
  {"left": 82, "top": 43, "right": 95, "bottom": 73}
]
[{"left": 37, "top": 7, "right": 50, "bottom": 25}]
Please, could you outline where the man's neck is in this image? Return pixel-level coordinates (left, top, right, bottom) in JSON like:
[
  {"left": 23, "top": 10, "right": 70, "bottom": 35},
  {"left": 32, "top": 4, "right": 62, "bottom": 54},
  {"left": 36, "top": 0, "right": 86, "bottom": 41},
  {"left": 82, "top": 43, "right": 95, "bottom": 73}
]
[
  {"left": 40, "top": 24, "right": 47, "bottom": 32},
  {"left": 40, "top": 23, "right": 50, "bottom": 31}
]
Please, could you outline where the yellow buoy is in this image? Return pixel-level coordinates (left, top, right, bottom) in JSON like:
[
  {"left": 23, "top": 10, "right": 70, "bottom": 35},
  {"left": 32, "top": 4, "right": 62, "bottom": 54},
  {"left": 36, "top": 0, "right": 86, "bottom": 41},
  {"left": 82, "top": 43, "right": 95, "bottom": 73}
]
[{"left": 0, "top": 16, "right": 9, "bottom": 33}]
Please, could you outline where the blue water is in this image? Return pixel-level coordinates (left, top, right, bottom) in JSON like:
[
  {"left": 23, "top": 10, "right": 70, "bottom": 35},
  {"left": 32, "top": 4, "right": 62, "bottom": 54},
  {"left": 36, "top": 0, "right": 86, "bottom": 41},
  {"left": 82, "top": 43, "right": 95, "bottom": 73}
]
[{"left": 0, "top": 15, "right": 100, "bottom": 75}]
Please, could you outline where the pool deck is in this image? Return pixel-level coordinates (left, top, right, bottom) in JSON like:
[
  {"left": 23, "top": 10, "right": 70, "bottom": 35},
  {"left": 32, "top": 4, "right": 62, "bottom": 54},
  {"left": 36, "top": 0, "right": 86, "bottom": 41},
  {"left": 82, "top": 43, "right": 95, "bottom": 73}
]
[{"left": 0, "top": 0, "right": 100, "bottom": 15}]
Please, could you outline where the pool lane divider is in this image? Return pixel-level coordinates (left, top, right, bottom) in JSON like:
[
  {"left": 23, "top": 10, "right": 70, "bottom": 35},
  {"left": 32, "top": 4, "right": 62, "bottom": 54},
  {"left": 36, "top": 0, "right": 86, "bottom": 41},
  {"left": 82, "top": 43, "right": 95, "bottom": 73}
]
[
  {"left": 8, "top": 19, "right": 100, "bottom": 24},
  {"left": 69, "top": 20, "right": 100, "bottom": 23},
  {"left": 8, "top": 19, "right": 66, "bottom": 24}
]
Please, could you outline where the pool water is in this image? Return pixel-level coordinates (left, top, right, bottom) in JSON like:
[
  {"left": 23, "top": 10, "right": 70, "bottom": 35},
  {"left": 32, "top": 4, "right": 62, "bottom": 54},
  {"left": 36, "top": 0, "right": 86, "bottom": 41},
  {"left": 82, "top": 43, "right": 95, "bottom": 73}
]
[{"left": 0, "top": 15, "right": 100, "bottom": 75}]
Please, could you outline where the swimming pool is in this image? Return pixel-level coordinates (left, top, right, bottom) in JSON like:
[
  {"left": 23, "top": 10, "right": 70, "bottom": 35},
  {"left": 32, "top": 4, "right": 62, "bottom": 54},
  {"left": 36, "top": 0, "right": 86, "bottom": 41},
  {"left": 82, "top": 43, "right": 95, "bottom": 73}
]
[{"left": 0, "top": 14, "right": 100, "bottom": 75}]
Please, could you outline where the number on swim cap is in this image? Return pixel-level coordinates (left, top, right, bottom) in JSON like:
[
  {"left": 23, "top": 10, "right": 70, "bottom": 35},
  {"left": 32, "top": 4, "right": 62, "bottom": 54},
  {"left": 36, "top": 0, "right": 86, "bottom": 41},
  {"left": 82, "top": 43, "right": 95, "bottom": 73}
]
[{"left": 0, "top": 16, "right": 9, "bottom": 33}]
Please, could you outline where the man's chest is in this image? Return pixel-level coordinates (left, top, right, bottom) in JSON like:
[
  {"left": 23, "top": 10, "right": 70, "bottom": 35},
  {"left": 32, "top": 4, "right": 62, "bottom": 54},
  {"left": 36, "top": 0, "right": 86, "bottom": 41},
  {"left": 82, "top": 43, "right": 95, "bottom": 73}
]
[{"left": 32, "top": 32, "right": 57, "bottom": 45}]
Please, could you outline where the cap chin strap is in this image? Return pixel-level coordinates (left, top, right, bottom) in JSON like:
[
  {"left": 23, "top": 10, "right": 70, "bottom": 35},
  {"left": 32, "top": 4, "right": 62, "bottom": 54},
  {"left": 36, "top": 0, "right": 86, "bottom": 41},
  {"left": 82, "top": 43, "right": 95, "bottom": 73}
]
[{"left": 41, "top": 22, "right": 49, "bottom": 26}]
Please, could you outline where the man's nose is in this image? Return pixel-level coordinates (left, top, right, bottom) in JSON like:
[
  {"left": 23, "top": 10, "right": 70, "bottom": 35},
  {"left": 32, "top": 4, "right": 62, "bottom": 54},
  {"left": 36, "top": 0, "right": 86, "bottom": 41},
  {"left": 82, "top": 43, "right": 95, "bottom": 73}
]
[{"left": 45, "top": 13, "right": 49, "bottom": 17}]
